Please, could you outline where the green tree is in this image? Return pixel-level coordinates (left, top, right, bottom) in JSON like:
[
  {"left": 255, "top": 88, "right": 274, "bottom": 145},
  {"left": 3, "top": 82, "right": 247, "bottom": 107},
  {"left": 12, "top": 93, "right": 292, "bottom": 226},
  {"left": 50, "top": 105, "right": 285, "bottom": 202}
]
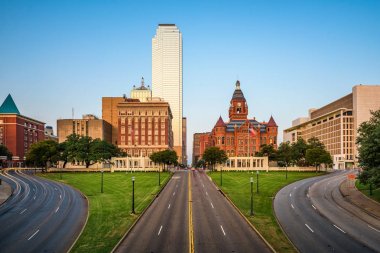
[
  {"left": 0, "top": 144, "right": 12, "bottom": 160},
  {"left": 195, "top": 159, "right": 206, "bottom": 169},
  {"left": 305, "top": 147, "right": 332, "bottom": 172},
  {"left": 202, "top": 147, "right": 228, "bottom": 171},
  {"left": 357, "top": 109, "right": 380, "bottom": 188},
  {"left": 26, "top": 140, "right": 60, "bottom": 171},
  {"left": 256, "top": 144, "right": 277, "bottom": 161},
  {"left": 277, "top": 142, "right": 293, "bottom": 167},
  {"left": 290, "top": 138, "right": 308, "bottom": 166},
  {"left": 150, "top": 149, "right": 178, "bottom": 171}
]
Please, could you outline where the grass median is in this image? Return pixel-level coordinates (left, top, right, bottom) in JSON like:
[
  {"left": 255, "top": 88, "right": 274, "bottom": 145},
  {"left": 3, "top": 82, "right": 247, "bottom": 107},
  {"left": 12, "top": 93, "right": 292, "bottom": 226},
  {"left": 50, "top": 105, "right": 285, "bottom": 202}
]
[
  {"left": 40, "top": 171, "right": 170, "bottom": 253},
  {"left": 355, "top": 180, "right": 380, "bottom": 203},
  {"left": 209, "top": 171, "right": 323, "bottom": 253}
]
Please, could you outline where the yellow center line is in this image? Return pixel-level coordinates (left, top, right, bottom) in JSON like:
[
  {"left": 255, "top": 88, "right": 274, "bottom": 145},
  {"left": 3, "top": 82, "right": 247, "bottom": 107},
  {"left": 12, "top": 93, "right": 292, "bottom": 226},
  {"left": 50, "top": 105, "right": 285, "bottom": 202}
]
[{"left": 188, "top": 172, "right": 194, "bottom": 253}]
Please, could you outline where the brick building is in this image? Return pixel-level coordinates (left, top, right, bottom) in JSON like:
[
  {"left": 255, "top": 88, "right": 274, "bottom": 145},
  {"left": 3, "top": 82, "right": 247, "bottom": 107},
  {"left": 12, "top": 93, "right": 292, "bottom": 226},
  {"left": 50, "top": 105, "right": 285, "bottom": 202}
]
[
  {"left": 0, "top": 94, "right": 45, "bottom": 165},
  {"left": 192, "top": 132, "right": 210, "bottom": 165},
  {"left": 199, "top": 81, "right": 278, "bottom": 158}
]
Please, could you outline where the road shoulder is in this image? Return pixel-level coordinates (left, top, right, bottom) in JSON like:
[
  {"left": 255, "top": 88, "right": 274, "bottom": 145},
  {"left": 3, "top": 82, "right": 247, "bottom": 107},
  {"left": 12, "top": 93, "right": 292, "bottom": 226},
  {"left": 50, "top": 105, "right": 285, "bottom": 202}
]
[{"left": 0, "top": 179, "right": 12, "bottom": 206}]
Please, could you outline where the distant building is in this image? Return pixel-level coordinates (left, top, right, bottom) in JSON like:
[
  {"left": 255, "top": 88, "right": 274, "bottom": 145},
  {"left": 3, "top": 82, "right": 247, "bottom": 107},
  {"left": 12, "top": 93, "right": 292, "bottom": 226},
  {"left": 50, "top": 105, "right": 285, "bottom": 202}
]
[
  {"left": 44, "top": 126, "right": 58, "bottom": 142},
  {"left": 283, "top": 85, "right": 380, "bottom": 169},
  {"left": 182, "top": 117, "right": 187, "bottom": 165},
  {"left": 192, "top": 132, "right": 210, "bottom": 165},
  {"left": 152, "top": 24, "right": 185, "bottom": 163},
  {"left": 0, "top": 94, "right": 45, "bottom": 165},
  {"left": 57, "top": 114, "right": 112, "bottom": 143},
  {"left": 102, "top": 97, "right": 126, "bottom": 145},
  {"left": 200, "top": 81, "right": 278, "bottom": 158},
  {"left": 130, "top": 77, "right": 152, "bottom": 102}
]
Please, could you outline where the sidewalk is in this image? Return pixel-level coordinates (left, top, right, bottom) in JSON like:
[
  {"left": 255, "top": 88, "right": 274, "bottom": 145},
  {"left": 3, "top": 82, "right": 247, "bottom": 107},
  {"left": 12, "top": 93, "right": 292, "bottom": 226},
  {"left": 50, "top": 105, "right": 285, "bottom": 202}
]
[
  {"left": 0, "top": 179, "right": 12, "bottom": 205},
  {"left": 340, "top": 179, "right": 380, "bottom": 218}
]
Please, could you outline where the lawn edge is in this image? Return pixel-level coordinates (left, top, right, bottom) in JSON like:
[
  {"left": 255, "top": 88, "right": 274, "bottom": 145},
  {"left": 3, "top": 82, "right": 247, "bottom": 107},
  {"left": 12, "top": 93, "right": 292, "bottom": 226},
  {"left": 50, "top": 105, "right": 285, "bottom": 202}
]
[
  {"left": 35, "top": 173, "right": 90, "bottom": 253},
  {"left": 110, "top": 172, "right": 173, "bottom": 253},
  {"left": 208, "top": 175, "right": 276, "bottom": 253},
  {"left": 354, "top": 180, "right": 380, "bottom": 205}
]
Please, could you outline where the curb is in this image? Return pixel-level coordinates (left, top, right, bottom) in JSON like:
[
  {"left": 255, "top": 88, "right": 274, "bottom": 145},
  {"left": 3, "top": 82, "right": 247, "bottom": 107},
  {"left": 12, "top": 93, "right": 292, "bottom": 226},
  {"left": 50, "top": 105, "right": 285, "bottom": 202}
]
[
  {"left": 0, "top": 171, "right": 15, "bottom": 207},
  {"left": 111, "top": 172, "right": 173, "bottom": 253},
  {"left": 209, "top": 176, "right": 276, "bottom": 253}
]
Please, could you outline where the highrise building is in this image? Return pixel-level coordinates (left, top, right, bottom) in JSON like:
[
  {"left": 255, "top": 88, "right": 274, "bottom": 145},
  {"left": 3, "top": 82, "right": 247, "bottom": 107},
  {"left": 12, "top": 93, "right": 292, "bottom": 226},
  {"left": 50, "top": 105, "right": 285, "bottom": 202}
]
[{"left": 152, "top": 24, "right": 185, "bottom": 163}]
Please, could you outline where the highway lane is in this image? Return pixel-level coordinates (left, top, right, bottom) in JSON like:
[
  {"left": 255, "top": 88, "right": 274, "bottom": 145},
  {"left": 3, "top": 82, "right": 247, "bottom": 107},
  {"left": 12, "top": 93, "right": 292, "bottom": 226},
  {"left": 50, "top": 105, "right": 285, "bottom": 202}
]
[
  {"left": 274, "top": 171, "right": 376, "bottom": 253},
  {"left": 191, "top": 170, "right": 272, "bottom": 253},
  {"left": 115, "top": 170, "right": 189, "bottom": 253},
  {"left": 0, "top": 170, "right": 88, "bottom": 253}
]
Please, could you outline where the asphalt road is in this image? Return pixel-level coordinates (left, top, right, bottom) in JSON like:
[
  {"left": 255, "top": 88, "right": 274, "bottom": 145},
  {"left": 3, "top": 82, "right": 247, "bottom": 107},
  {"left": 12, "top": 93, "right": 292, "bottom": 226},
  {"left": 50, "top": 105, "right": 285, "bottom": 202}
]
[
  {"left": 0, "top": 170, "right": 88, "bottom": 253},
  {"left": 274, "top": 171, "right": 378, "bottom": 253},
  {"left": 115, "top": 170, "right": 271, "bottom": 253},
  {"left": 115, "top": 170, "right": 189, "bottom": 253},
  {"left": 191, "top": 170, "right": 272, "bottom": 253}
]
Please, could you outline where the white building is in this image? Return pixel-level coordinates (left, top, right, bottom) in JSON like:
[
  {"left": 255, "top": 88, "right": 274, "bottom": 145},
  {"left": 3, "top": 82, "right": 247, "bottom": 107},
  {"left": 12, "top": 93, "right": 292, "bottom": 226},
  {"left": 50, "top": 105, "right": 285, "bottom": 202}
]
[
  {"left": 130, "top": 77, "right": 152, "bottom": 102},
  {"left": 152, "top": 24, "right": 186, "bottom": 163}
]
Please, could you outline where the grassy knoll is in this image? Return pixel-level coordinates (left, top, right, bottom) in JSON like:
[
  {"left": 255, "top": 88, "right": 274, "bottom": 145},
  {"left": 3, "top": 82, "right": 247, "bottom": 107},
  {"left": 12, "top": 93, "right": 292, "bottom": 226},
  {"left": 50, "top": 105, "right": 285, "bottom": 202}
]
[
  {"left": 355, "top": 180, "right": 380, "bottom": 203},
  {"left": 209, "top": 171, "right": 323, "bottom": 253},
  {"left": 40, "top": 172, "right": 170, "bottom": 253}
]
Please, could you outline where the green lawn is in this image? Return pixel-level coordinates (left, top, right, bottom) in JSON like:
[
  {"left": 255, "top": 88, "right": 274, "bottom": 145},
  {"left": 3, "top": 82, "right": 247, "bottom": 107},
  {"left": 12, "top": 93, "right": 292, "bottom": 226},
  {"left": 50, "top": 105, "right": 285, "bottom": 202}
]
[
  {"left": 39, "top": 171, "right": 170, "bottom": 253},
  {"left": 356, "top": 180, "right": 380, "bottom": 203},
  {"left": 209, "top": 171, "right": 324, "bottom": 253}
]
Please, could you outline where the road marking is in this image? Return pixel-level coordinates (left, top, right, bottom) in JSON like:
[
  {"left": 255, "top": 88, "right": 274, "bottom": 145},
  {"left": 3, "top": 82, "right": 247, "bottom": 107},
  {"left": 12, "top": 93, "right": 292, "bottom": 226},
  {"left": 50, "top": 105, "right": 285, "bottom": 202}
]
[
  {"left": 368, "top": 225, "right": 380, "bottom": 232},
  {"left": 289, "top": 193, "right": 292, "bottom": 197},
  {"left": 294, "top": 186, "right": 297, "bottom": 189},
  {"left": 291, "top": 204, "right": 294, "bottom": 209},
  {"left": 189, "top": 172, "right": 194, "bottom": 253},
  {"left": 55, "top": 188, "right": 58, "bottom": 191},
  {"left": 20, "top": 209, "right": 27, "bottom": 214},
  {"left": 312, "top": 204, "right": 317, "bottom": 210},
  {"left": 168, "top": 204, "right": 171, "bottom": 209},
  {"left": 28, "top": 229, "right": 39, "bottom": 240},
  {"left": 55, "top": 207, "right": 60, "bottom": 213},
  {"left": 210, "top": 202, "right": 214, "bottom": 208},
  {"left": 158, "top": 225, "right": 163, "bottom": 236},
  {"left": 333, "top": 224, "right": 346, "bottom": 233},
  {"left": 173, "top": 192, "right": 176, "bottom": 196},
  {"left": 202, "top": 184, "right": 205, "bottom": 188},
  {"left": 220, "top": 225, "right": 226, "bottom": 236},
  {"left": 59, "top": 194, "right": 62, "bottom": 199},
  {"left": 307, "top": 194, "right": 310, "bottom": 198},
  {"left": 33, "top": 195, "right": 36, "bottom": 200},
  {"left": 305, "top": 224, "right": 314, "bottom": 233},
  {"left": 206, "top": 191, "right": 208, "bottom": 196}
]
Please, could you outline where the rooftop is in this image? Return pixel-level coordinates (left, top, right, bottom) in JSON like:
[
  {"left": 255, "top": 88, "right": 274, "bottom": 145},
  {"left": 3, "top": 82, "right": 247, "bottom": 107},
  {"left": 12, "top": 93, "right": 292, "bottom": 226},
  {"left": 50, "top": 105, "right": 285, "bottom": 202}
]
[{"left": 0, "top": 94, "right": 20, "bottom": 114}]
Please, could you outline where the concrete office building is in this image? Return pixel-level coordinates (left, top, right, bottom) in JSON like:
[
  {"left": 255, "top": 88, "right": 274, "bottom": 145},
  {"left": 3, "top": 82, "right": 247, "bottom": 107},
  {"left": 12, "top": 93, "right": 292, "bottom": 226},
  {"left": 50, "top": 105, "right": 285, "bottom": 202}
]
[
  {"left": 284, "top": 85, "right": 380, "bottom": 169},
  {"left": 57, "top": 114, "right": 112, "bottom": 143},
  {"left": 152, "top": 24, "right": 186, "bottom": 163},
  {"left": 44, "top": 126, "right": 58, "bottom": 142},
  {"left": 130, "top": 77, "right": 152, "bottom": 102}
]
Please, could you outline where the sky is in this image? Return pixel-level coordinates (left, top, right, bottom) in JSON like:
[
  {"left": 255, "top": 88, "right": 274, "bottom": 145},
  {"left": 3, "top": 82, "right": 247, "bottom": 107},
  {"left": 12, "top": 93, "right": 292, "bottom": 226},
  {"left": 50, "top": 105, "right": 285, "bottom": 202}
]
[{"left": 1, "top": 0, "right": 380, "bottom": 163}]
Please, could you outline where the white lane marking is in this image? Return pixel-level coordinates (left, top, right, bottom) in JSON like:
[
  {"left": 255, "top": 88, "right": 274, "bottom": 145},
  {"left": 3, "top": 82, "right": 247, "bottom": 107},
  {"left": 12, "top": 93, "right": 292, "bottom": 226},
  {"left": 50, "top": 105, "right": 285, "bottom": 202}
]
[
  {"left": 333, "top": 224, "right": 346, "bottom": 233},
  {"left": 55, "top": 188, "right": 58, "bottom": 191},
  {"left": 168, "top": 204, "right": 171, "bottom": 209},
  {"left": 291, "top": 204, "right": 294, "bottom": 209},
  {"left": 59, "top": 194, "right": 62, "bottom": 199},
  {"left": 368, "top": 225, "right": 380, "bottom": 232},
  {"left": 158, "top": 225, "right": 163, "bottom": 236},
  {"left": 206, "top": 191, "right": 208, "bottom": 196},
  {"left": 33, "top": 196, "right": 36, "bottom": 200},
  {"left": 20, "top": 209, "right": 27, "bottom": 214},
  {"left": 220, "top": 225, "right": 226, "bottom": 236},
  {"left": 202, "top": 184, "right": 205, "bottom": 188},
  {"left": 294, "top": 186, "right": 297, "bottom": 189},
  {"left": 289, "top": 193, "right": 292, "bottom": 197},
  {"left": 55, "top": 207, "right": 60, "bottom": 213},
  {"left": 173, "top": 192, "right": 176, "bottom": 196},
  {"left": 27, "top": 229, "right": 40, "bottom": 240},
  {"left": 210, "top": 202, "right": 214, "bottom": 208},
  {"left": 307, "top": 194, "right": 310, "bottom": 198},
  {"left": 312, "top": 204, "right": 317, "bottom": 210},
  {"left": 305, "top": 224, "right": 314, "bottom": 233}
]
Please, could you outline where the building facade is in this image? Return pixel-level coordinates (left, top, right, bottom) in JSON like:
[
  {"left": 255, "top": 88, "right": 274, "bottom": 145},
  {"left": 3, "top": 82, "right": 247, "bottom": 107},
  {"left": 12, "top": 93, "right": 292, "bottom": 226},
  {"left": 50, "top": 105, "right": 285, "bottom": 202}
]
[
  {"left": 283, "top": 85, "right": 380, "bottom": 169},
  {"left": 192, "top": 132, "right": 210, "bottom": 165},
  {"left": 57, "top": 114, "right": 112, "bottom": 143},
  {"left": 199, "top": 81, "right": 278, "bottom": 158},
  {"left": 102, "top": 97, "right": 125, "bottom": 145},
  {"left": 130, "top": 77, "right": 152, "bottom": 102},
  {"left": 116, "top": 97, "right": 173, "bottom": 159},
  {"left": 152, "top": 24, "right": 185, "bottom": 163},
  {"left": 0, "top": 94, "right": 45, "bottom": 164},
  {"left": 44, "top": 126, "right": 58, "bottom": 142}
]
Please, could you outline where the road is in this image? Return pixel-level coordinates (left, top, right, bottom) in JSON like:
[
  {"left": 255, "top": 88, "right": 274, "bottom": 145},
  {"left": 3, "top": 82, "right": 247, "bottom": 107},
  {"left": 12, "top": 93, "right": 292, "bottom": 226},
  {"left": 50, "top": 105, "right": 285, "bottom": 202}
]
[
  {"left": 0, "top": 170, "right": 88, "bottom": 253},
  {"left": 115, "top": 170, "right": 271, "bottom": 253},
  {"left": 274, "top": 171, "right": 379, "bottom": 253}
]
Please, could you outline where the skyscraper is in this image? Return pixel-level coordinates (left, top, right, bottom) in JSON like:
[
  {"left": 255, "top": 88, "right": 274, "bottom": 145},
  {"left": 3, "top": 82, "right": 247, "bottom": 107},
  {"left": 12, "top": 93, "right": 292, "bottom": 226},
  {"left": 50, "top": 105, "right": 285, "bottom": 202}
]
[{"left": 152, "top": 24, "right": 186, "bottom": 163}]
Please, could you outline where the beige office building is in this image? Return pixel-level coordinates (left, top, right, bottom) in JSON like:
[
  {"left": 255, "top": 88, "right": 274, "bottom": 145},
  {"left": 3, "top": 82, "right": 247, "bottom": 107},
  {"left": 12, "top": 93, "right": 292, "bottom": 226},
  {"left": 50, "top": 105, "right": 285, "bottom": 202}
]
[
  {"left": 284, "top": 85, "right": 380, "bottom": 169},
  {"left": 57, "top": 114, "right": 112, "bottom": 143},
  {"left": 152, "top": 24, "right": 185, "bottom": 163}
]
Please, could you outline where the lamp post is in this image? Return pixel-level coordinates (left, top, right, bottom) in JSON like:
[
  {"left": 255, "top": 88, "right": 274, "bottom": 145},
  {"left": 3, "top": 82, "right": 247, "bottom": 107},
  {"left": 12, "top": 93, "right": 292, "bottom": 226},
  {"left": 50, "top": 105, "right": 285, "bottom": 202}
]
[
  {"left": 158, "top": 166, "right": 161, "bottom": 186},
  {"left": 101, "top": 170, "right": 104, "bottom": 193},
  {"left": 286, "top": 162, "right": 288, "bottom": 180},
  {"left": 250, "top": 177, "right": 254, "bottom": 216},
  {"left": 220, "top": 165, "right": 223, "bottom": 186},
  {"left": 256, "top": 170, "right": 259, "bottom": 193},
  {"left": 132, "top": 176, "right": 135, "bottom": 214}
]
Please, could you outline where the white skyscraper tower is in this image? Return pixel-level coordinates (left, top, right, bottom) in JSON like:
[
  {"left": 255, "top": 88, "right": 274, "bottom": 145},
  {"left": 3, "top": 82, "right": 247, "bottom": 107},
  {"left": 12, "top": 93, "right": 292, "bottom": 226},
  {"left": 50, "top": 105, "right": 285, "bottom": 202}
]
[{"left": 152, "top": 24, "right": 186, "bottom": 163}]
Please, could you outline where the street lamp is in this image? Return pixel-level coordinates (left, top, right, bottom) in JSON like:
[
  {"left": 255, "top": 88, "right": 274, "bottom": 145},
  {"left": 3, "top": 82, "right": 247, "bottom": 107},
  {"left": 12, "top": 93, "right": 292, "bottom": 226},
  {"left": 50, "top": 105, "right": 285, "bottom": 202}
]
[
  {"left": 256, "top": 170, "right": 259, "bottom": 193},
  {"left": 101, "top": 170, "right": 104, "bottom": 193},
  {"left": 285, "top": 162, "right": 288, "bottom": 180},
  {"left": 158, "top": 165, "right": 161, "bottom": 186},
  {"left": 131, "top": 176, "right": 135, "bottom": 214},
  {"left": 220, "top": 165, "right": 223, "bottom": 186},
  {"left": 250, "top": 177, "right": 254, "bottom": 216}
]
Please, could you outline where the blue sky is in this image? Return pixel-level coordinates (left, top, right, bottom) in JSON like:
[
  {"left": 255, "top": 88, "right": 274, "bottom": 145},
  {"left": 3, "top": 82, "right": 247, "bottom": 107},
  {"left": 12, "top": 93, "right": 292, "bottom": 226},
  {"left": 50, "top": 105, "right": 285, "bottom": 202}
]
[{"left": 1, "top": 0, "right": 380, "bottom": 162}]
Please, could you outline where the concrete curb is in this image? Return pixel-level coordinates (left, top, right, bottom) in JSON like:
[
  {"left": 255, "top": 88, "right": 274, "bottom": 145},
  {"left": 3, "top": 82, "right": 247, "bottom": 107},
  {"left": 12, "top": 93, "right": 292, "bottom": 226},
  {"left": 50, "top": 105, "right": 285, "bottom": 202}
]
[
  {"left": 209, "top": 177, "right": 277, "bottom": 253},
  {"left": 111, "top": 172, "right": 173, "bottom": 253},
  {"left": 0, "top": 171, "right": 14, "bottom": 207}
]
